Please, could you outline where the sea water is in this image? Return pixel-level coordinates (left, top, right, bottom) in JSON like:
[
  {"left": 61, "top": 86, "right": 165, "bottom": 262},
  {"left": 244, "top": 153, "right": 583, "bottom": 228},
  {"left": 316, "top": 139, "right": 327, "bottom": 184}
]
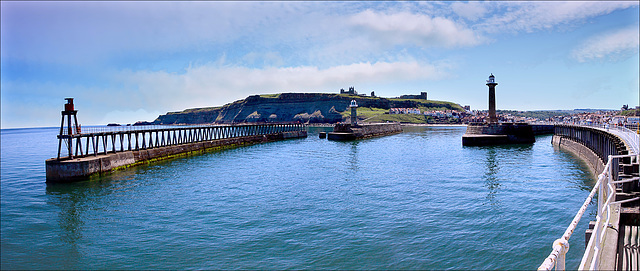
[{"left": 1, "top": 126, "right": 597, "bottom": 269}]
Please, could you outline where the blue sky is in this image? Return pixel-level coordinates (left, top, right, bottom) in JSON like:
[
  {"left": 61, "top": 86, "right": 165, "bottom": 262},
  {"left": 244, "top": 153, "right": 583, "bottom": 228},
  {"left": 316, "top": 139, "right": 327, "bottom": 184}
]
[{"left": 1, "top": 1, "right": 638, "bottom": 128}]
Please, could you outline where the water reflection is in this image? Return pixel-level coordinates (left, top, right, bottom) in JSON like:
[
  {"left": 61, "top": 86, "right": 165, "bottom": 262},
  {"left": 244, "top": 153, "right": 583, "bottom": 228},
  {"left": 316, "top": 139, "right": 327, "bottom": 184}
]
[
  {"left": 348, "top": 141, "right": 360, "bottom": 172},
  {"left": 479, "top": 144, "right": 534, "bottom": 207},
  {"left": 45, "top": 182, "right": 90, "bottom": 268},
  {"left": 552, "top": 144, "right": 598, "bottom": 192},
  {"left": 483, "top": 148, "right": 501, "bottom": 207},
  {"left": 44, "top": 170, "right": 139, "bottom": 268}
]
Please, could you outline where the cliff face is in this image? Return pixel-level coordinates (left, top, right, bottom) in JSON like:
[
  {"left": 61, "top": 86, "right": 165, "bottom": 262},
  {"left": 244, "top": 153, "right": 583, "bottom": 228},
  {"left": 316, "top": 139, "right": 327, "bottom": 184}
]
[{"left": 153, "top": 93, "right": 462, "bottom": 125}]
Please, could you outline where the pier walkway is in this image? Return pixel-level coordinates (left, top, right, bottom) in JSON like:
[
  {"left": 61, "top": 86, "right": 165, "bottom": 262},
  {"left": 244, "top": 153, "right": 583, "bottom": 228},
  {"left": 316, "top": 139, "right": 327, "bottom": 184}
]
[
  {"left": 47, "top": 123, "right": 307, "bottom": 182},
  {"left": 539, "top": 124, "right": 639, "bottom": 271}
]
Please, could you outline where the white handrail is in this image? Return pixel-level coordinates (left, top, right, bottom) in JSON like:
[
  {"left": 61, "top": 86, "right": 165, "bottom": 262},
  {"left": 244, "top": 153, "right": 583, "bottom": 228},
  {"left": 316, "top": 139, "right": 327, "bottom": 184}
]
[
  {"left": 538, "top": 153, "right": 639, "bottom": 271},
  {"left": 578, "top": 123, "right": 639, "bottom": 155},
  {"left": 537, "top": 169, "right": 606, "bottom": 271}
]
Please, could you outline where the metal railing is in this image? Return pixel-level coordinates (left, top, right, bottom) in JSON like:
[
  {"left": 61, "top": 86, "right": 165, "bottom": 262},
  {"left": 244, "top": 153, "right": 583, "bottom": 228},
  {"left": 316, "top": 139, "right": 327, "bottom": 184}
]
[
  {"left": 539, "top": 121, "right": 640, "bottom": 271},
  {"left": 579, "top": 154, "right": 640, "bottom": 270},
  {"left": 577, "top": 123, "right": 639, "bottom": 155},
  {"left": 61, "top": 122, "right": 306, "bottom": 135},
  {"left": 56, "top": 123, "right": 307, "bottom": 160},
  {"left": 538, "top": 153, "right": 639, "bottom": 271}
]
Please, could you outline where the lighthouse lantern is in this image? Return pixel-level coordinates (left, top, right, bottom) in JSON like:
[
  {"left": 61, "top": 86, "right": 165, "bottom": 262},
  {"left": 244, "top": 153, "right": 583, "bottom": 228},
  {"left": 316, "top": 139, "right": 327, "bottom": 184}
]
[{"left": 487, "top": 73, "right": 496, "bottom": 84}]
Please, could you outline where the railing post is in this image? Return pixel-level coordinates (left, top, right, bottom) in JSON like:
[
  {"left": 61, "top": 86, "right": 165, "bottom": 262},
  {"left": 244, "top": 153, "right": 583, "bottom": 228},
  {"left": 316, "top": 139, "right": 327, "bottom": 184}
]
[{"left": 554, "top": 238, "right": 569, "bottom": 271}]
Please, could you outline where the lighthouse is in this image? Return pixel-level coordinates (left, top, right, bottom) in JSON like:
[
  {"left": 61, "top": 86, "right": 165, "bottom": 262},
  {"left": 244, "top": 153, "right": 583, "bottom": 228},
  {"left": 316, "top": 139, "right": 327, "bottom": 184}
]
[
  {"left": 350, "top": 100, "right": 358, "bottom": 126},
  {"left": 462, "top": 73, "right": 536, "bottom": 146},
  {"left": 486, "top": 73, "right": 498, "bottom": 124}
]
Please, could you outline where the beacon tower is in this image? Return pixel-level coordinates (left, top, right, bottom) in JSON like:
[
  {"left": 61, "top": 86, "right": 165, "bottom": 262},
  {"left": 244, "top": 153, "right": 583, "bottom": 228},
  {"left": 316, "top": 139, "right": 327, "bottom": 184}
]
[
  {"left": 462, "top": 74, "right": 536, "bottom": 146},
  {"left": 350, "top": 100, "right": 358, "bottom": 126},
  {"left": 486, "top": 74, "right": 498, "bottom": 124}
]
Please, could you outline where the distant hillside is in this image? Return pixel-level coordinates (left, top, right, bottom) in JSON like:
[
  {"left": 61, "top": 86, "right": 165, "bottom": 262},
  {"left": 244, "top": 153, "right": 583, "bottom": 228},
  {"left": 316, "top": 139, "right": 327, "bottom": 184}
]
[
  {"left": 153, "top": 93, "right": 464, "bottom": 125},
  {"left": 496, "top": 110, "right": 572, "bottom": 120}
]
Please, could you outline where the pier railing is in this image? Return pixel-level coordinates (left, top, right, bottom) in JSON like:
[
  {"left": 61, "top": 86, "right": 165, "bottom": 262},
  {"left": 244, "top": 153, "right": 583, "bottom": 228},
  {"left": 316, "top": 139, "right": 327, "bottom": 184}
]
[
  {"left": 579, "top": 155, "right": 639, "bottom": 270},
  {"left": 538, "top": 154, "right": 640, "bottom": 270},
  {"left": 539, "top": 122, "right": 639, "bottom": 271},
  {"left": 56, "top": 123, "right": 306, "bottom": 160},
  {"left": 579, "top": 123, "right": 639, "bottom": 155},
  {"left": 538, "top": 153, "right": 639, "bottom": 271}
]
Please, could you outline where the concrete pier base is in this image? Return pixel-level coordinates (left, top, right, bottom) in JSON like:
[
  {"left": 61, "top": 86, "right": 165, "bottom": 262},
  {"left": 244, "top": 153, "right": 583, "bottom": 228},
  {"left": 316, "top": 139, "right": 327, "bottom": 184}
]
[
  {"left": 462, "top": 123, "right": 536, "bottom": 146},
  {"left": 327, "top": 123, "right": 402, "bottom": 141}
]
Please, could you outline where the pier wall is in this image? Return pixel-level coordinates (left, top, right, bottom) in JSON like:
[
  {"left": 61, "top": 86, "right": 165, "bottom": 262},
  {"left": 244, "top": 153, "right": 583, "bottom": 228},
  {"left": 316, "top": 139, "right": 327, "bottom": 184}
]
[
  {"left": 462, "top": 123, "right": 535, "bottom": 146},
  {"left": 46, "top": 127, "right": 306, "bottom": 182},
  {"left": 552, "top": 125, "right": 630, "bottom": 180},
  {"left": 328, "top": 123, "right": 402, "bottom": 140},
  {"left": 352, "top": 123, "right": 403, "bottom": 139},
  {"left": 531, "top": 124, "right": 554, "bottom": 135},
  {"left": 552, "top": 135, "right": 605, "bottom": 179}
]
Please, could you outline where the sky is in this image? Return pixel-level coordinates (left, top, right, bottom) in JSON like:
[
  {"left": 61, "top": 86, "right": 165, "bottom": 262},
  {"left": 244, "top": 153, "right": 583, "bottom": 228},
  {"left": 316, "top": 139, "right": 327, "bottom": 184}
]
[{"left": 1, "top": 1, "right": 639, "bottom": 128}]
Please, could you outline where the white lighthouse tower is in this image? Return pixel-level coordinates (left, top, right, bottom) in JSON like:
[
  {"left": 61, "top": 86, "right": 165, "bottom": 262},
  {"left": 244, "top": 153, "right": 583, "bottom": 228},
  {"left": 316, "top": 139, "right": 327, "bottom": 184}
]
[{"left": 350, "top": 100, "right": 358, "bottom": 126}]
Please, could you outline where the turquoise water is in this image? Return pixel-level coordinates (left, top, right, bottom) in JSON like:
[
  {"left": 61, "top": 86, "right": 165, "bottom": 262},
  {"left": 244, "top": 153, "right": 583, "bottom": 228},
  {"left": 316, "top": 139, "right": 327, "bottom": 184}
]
[{"left": 1, "top": 126, "right": 597, "bottom": 269}]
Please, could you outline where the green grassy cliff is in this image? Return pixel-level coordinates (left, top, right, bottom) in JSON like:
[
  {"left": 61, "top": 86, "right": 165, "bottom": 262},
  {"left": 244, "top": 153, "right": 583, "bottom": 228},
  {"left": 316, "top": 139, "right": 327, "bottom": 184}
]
[{"left": 154, "top": 93, "right": 464, "bottom": 125}]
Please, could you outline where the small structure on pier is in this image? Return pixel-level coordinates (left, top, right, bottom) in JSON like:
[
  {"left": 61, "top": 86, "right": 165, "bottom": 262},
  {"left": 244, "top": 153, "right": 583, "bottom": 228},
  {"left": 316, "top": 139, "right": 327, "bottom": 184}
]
[
  {"left": 57, "top": 98, "right": 81, "bottom": 159},
  {"left": 462, "top": 74, "right": 535, "bottom": 146}
]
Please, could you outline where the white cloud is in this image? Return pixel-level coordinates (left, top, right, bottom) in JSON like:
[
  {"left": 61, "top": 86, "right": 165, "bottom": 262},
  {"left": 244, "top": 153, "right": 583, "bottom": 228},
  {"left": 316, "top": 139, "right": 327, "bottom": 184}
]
[
  {"left": 450, "top": 2, "right": 488, "bottom": 22},
  {"left": 114, "top": 60, "right": 449, "bottom": 112},
  {"left": 100, "top": 109, "right": 162, "bottom": 124},
  {"left": 0, "top": 1, "right": 316, "bottom": 64},
  {"left": 478, "top": 1, "right": 638, "bottom": 33},
  {"left": 349, "top": 9, "right": 484, "bottom": 48},
  {"left": 0, "top": 60, "right": 445, "bottom": 127},
  {"left": 571, "top": 26, "right": 640, "bottom": 63}
]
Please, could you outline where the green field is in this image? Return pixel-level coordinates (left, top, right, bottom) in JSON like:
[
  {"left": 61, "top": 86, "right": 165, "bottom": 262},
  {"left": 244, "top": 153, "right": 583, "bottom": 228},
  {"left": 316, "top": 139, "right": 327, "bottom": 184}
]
[{"left": 340, "top": 106, "right": 461, "bottom": 124}]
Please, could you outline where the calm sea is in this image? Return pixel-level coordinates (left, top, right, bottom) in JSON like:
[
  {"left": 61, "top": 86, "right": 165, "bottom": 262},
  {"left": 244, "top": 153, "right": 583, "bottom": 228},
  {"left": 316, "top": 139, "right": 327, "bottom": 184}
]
[{"left": 1, "top": 126, "right": 597, "bottom": 270}]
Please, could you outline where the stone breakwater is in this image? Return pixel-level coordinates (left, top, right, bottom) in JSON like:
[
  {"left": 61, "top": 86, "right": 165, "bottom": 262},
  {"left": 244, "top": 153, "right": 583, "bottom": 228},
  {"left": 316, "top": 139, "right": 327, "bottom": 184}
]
[
  {"left": 327, "top": 123, "right": 402, "bottom": 141},
  {"left": 46, "top": 130, "right": 307, "bottom": 182},
  {"left": 461, "top": 123, "right": 549, "bottom": 146},
  {"left": 462, "top": 123, "right": 535, "bottom": 146}
]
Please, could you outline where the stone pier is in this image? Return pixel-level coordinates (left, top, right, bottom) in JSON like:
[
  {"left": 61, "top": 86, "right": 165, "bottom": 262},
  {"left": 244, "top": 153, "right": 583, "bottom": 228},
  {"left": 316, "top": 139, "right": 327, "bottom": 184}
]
[{"left": 327, "top": 123, "right": 402, "bottom": 141}]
